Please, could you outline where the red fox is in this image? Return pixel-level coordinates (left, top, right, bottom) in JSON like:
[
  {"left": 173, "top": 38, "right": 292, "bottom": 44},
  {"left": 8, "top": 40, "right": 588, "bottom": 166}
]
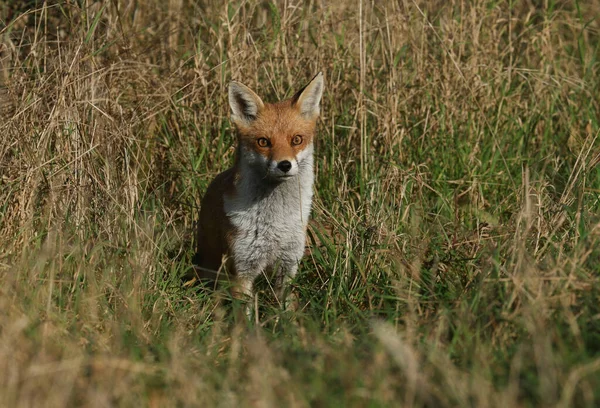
[{"left": 194, "top": 72, "right": 324, "bottom": 308}]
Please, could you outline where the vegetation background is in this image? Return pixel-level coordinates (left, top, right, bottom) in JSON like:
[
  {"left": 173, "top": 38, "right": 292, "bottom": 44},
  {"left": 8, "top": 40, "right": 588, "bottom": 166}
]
[{"left": 1, "top": 0, "right": 599, "bottom": 406}]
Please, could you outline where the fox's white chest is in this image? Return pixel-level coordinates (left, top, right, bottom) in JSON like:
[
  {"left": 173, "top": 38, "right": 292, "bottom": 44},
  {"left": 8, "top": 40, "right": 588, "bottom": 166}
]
[{"left": 224, "top": 170, "right": 313, "bottom": 276}]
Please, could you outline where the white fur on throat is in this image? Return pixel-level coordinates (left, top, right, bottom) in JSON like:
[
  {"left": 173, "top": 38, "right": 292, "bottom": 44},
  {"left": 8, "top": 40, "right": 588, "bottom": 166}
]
[{"left": 224, "top": 144, "right": 314, "bottom": 283}]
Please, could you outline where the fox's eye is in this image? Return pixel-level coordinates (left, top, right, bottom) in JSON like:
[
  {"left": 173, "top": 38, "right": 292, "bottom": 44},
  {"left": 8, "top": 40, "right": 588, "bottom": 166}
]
[
  {"left": 291, "top": 135, "right": 303, "bottom": 146},
  {"left": 257, "top": 138, "right": 270, "bottom": 147}
]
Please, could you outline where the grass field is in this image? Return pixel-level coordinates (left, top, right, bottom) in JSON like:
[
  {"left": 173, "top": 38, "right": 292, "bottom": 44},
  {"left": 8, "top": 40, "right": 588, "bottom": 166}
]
[{"left": 1, "top": 1, "right": 600, "bottom": 406}]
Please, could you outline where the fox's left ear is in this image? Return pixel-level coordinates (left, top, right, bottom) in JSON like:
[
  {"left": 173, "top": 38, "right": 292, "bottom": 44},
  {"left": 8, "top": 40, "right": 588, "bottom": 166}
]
[{"left": 293, "top": 72, "right": 324, "bottom": 119}]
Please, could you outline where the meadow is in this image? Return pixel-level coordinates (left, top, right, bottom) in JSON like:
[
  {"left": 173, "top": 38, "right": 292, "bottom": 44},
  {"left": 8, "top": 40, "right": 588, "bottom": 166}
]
[{"left": 1, "top": 1, "right": 599, "bottom": 406}]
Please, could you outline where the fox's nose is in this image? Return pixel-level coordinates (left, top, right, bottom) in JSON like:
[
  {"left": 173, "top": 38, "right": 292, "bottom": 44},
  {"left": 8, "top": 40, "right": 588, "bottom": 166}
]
[{"left": 277, "top": 160, "right": 292, "bottom": 173}]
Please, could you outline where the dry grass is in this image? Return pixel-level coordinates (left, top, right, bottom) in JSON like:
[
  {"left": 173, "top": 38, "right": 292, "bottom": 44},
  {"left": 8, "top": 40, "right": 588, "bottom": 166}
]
[{"left": 1, "top": 1, "right": 599, "bottom": 407}]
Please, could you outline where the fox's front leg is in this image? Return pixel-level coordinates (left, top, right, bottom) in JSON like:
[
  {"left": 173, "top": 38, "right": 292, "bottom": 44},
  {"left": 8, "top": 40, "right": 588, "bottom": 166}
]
[
  {"left": 274, "top": 261, "right": 299, "bottom": 311},
  {"left": 231, "top": 272, "right": 257, "bottom": 319},
  {"left": 231, "top": 274, "right": 254, "bottom": 300}
]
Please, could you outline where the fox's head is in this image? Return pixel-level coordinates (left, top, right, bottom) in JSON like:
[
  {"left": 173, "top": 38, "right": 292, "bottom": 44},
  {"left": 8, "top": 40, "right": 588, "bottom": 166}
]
[{"left": 228, "top": 73, "right": 324, "bottom": 182}]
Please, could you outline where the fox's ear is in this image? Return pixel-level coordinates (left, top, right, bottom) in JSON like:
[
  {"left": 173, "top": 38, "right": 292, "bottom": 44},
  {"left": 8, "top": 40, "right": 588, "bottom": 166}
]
[
  {"left": 293, "top": 72, "right": 324, "bottom": 119},
  {"left": 229, "top": 81, "right": 264, "bottom": 126}
]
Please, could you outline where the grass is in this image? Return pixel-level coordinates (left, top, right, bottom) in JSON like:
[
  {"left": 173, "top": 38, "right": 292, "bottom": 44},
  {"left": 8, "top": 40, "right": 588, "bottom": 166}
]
[{"left": 1, "top": 0, "right": 599, "bottom": 406}]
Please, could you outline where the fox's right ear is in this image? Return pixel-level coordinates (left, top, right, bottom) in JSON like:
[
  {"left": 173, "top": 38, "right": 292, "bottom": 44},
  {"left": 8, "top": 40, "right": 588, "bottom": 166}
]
[{"left": 229, "top": 81, "right": 264, "bottom": 126}]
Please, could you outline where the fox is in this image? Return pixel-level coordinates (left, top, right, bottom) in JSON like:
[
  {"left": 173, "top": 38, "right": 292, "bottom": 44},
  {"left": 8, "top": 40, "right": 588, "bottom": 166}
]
[{"left": 194, "top": 72, "right": 324, "bottom": 309}]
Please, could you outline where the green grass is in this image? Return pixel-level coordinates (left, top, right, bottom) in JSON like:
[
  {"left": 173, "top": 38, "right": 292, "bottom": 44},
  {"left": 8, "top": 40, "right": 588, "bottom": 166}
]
[{"left": 1, "top": 1, "right": 599, "bottom": 406}]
